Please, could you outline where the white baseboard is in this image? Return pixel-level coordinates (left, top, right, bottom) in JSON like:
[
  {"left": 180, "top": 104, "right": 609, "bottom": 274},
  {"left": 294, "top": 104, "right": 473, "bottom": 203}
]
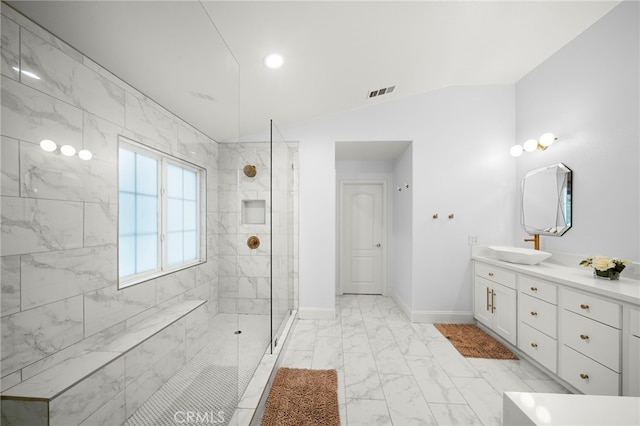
[
  {"left": 389, "top": 290, "right": 473, "bottom": 324},
  {"left": 390, "top": 290, "right": 412, "bottom": 320},
  {"left": 411, "top": 310, "right": 474, "bottom": 324},
  {"left": 298, "top": 307, "right": 335, "bottom": 320}
]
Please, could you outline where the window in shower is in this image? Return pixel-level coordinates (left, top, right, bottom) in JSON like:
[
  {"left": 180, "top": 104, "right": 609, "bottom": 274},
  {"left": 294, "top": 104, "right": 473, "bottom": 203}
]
[{"left": 118, "top": 137, "right": 206, "bottom": 289}]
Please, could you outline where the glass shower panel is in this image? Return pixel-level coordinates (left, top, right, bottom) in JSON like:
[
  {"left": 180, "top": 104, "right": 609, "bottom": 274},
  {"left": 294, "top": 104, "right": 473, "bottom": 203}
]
[{"left": 270, "top": 126, "right": 298, "bottom": 348}]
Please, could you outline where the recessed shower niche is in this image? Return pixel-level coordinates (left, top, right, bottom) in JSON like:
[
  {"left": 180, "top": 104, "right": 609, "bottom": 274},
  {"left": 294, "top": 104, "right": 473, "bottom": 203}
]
[{"left": 242, "top": 199, "right": 266, "bottom": 224}]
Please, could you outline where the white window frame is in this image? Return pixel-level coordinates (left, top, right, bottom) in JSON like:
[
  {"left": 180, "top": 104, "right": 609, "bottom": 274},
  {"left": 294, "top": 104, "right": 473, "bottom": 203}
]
[{"left": 118, "top": 136, "right": 206, "bottom": 289}]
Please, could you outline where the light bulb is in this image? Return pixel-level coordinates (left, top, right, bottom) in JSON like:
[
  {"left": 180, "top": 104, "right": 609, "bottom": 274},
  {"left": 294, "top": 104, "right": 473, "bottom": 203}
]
[
  {"left": 60, "top": 145, "right": 76, "bottom": 156},
  {"left": 40, "top": 139, "right": 57, "bottom": 152},
  {"left": 78, "top": 150, "right": 93, "bottom": 160},
  {"left": 539, "top": 132, "right": 556, "bottom": 147},
  {"left": 263, "top": 53, "right": 284, "bottom": 69},
  {"left": 510, "top": 145, "right": 523, "bottom": 157},
  {"left": 523, "top": 139, "right": 538, "bottom": 152}
]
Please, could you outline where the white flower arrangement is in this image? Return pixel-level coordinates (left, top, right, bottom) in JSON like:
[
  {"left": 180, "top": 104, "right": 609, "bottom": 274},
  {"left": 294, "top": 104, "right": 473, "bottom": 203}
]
[{"left": 580, "top": 256, "right": 628, "bottom": 279}]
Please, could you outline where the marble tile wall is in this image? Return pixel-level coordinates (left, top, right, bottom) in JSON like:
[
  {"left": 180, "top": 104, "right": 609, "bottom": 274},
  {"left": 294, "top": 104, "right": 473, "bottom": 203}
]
[
  {"left": 0, "top": 3, "right": 219, "bottom": 392},
  {"left": 216, "top": 142, "right": 297, "bottom": 331}
]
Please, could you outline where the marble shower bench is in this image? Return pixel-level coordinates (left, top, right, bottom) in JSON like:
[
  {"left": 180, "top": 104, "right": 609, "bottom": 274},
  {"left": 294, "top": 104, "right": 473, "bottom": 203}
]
[{"left": 1, "top": 299, "right": 208, "bottom": 426}]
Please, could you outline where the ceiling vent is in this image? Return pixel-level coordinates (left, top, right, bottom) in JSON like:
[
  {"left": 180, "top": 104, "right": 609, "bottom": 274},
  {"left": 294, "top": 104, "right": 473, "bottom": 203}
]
[{"left": 368, "top": 85, "right": 395, "bottom": 99}]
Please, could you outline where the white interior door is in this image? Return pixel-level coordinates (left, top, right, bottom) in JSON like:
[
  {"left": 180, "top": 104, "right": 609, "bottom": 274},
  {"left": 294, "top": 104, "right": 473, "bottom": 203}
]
[{"left": 340, "top": 182, "right": 385, "bottom": 294}]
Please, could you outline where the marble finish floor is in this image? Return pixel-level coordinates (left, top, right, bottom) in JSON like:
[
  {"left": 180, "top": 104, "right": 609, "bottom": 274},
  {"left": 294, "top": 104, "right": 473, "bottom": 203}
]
[{"left": 278, "top": 295, "right": 569, "bottom": 426}]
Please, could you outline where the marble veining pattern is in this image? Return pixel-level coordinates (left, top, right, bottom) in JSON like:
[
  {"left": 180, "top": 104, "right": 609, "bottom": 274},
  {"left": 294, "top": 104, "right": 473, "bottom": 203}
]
[
  {"left": 124, "top": 92, "right": 177, "bottom": 151},
  {"left": 78, "top": 390, "right": 126, "bottom": 426},
  {"left": 1, "top": 255, "right": 20, "bottom": 316},
  {"left": 83, "top": 282, "right": 156, "bottom": 337},
  {"left": 1, "top": 14, "right": 19, "bottom": 80},
  {"left": 84, "top": 202, "right": 118, "bottom": 247},
  {"left": 1, "top": 136, "right": 20, "bottom": 196},
  {"left": 21, "top": 244, "right": 116, "bottom": 310},
  {"left": 156, "top": 267, "right": 197, "bottom": 304},
  {"left": 49, "top": 357, "right": 125, "bottom": 426},
  {"left": 125, "top": 344, "right": 186, "bottom": 418},
  {"left": 278, "top": 295, "right": 570, "bottom": 426},
  {"left": 20, "top": 140, "right": 117, "bottom": 203},
  {"left": 4, "top": 350, "right": 119, "bottom": 399},
  {"left": 1, "top": 196, "right": 84, "bottom": 257},
  {"left": 1, "top": 370, "right": 21, "bottom": 392},
  {"left": 1, "top": 75, "right": 83, "bottom": 147},
  {"left": 20, "top": 28, "right": 125, "bottom": 127},
  {"left": 82, "top": 112, "right": 121, "bottom": 164},
  {"left": 1, "top": 295, "right": 84, "bottom": 376},
  {"left": 124, "top": 319, "right": 185, "bottom": 386}
]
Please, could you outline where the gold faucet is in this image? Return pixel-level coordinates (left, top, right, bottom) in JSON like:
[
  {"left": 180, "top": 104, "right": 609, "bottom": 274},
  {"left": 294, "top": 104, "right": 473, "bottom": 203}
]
[{"left": 524, "top": 234, "right": 540, "bottom": 250}]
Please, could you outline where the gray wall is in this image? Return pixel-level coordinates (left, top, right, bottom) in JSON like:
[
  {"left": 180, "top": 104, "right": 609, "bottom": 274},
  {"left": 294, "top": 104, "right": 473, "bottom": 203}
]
[{"left": 515, "top": 0, "right": 639, "bottom": 261}]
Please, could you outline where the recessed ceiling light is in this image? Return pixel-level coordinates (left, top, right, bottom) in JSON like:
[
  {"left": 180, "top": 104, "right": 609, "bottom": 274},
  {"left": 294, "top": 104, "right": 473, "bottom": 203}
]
[{"left": 264, "top": 53, "right": 284, "bottom": 69}]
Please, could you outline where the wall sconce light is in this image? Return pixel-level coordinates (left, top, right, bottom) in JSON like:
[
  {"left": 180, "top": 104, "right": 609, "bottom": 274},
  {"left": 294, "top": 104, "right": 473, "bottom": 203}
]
[
  {"left": 510, "top": 133, "right": 558, "bottom": 157},
  {"left": 40, "top": 139, "right": 92, "bottom": 161},
  {"left": 39, "top": 139, "right": 57, "bottom": 152},
  {"left": 60, "top": 145, "right": 76, "bottom": 156}
]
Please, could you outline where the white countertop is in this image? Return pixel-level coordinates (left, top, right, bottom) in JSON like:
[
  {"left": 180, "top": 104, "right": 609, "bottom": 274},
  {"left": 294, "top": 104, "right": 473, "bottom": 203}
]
[
  {"left": 503, "top": 392, "right": 640, "bottom": 426},
  {"left": 472, "top": 254, "right": 640, "bottom": 306}
]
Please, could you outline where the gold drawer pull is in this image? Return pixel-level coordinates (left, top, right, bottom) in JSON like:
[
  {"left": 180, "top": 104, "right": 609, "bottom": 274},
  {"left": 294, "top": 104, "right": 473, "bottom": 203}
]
[
  {"left": 530, "top": 286, "right": 538, "bottom": 292},
  {"left": 530, "top": 311, "right": 538, "bottom": 316},
  {"left": 580, "top": 304, "right": 589, "bottom": 310},
  {"left": 580, "top": 373, "right": 589, "bottom": 380},
  {"left": 488, "top": 272, "right": 494, "bottom": 277},
  {"left": 530, "top": 343, "right": 538, "bottom": 348},
  {"left": 580, "top": 334, "right": 589, "bottom": 340}
]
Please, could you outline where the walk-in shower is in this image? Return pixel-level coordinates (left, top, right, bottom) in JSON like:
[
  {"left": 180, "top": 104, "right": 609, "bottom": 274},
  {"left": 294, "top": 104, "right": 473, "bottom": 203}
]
[{"left": 124, "top": 125, "right": 298, "bottom": 425}]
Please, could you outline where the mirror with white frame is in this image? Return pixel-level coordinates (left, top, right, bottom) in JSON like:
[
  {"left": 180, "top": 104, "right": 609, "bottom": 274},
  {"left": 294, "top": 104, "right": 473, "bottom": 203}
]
[{"left": 521, "top": 163, "right": 572, "bottom": 236}]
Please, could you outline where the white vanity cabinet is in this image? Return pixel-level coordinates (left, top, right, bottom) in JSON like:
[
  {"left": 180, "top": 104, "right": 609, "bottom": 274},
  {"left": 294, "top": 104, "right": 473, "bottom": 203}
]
[
  {"left": 517, "top": 275, "right": 558, "bottom": 373},
  {"left": 559, "top": 288, "right": 622, "bottom": 395},
  {"left": 473, "top": 263, "right": 517, "bottom": 345},
  {"left": 624, "top": 307, "right": 640, "bottom": 396},
  {"left": 473, "top": 254, "right": 640, "bottom": 397}
]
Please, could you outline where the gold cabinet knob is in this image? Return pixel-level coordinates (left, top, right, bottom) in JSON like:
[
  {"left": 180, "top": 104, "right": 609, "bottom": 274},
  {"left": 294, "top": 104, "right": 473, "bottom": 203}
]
[
  {"left": 488, "top": 272, "right": 494, "bottom": 277},
  {"left": 530, "top": 311, "right": 538, "bottom": 316},
  {"left": 580, "top": 373, "right": 589, "bottom": 380},
  {"left": 580, "top": 334, "right": 589, "bottom": 340},
  {"left": 530, "top": 343, "right": 538, "bottom": 348},
  {"left": 580, "top": 304, "right": 589, "bottom": 310},
  {"left": 530, "top": 287, "right": 538, "bottom": 292}
]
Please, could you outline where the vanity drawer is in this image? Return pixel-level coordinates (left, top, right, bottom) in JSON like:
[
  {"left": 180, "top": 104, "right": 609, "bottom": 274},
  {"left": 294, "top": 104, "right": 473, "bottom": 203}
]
[
  {"left": 519, "top": 293, "right": 557, "bottom": 338},
  {"left": 560, "top": 345, "right": 620, "bottom": 396},
  {"left": 562, "top": 289, "right": 621, "bottom": 328},
  {"left": 518, "top": 321, "right": 557, "bottom": 373},
  {"left": 629, "top": 307, "right": 640, "bottom": 337},
  {"left": 626, "top": 335, "right": 640, "bottom": 396},
  {"left": 562, "top": 310, "right": 621, "bottom": 372},
  {"left": 475, "top": 263, "right": 516, "bottom": 289},
  {"left": 518, "top": 275, "right": 557, "bottom": 305}
]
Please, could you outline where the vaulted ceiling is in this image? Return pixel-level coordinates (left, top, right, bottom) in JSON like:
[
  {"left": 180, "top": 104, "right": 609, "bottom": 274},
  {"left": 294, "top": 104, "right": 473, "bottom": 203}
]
[{"left": 7, "top": 1, "right": 620, "bottom": 142}]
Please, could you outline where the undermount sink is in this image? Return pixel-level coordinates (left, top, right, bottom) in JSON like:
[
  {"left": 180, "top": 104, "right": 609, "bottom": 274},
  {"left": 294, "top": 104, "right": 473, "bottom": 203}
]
[{"left": 488, "top": 246, "right": 552, "bottom": 265}]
